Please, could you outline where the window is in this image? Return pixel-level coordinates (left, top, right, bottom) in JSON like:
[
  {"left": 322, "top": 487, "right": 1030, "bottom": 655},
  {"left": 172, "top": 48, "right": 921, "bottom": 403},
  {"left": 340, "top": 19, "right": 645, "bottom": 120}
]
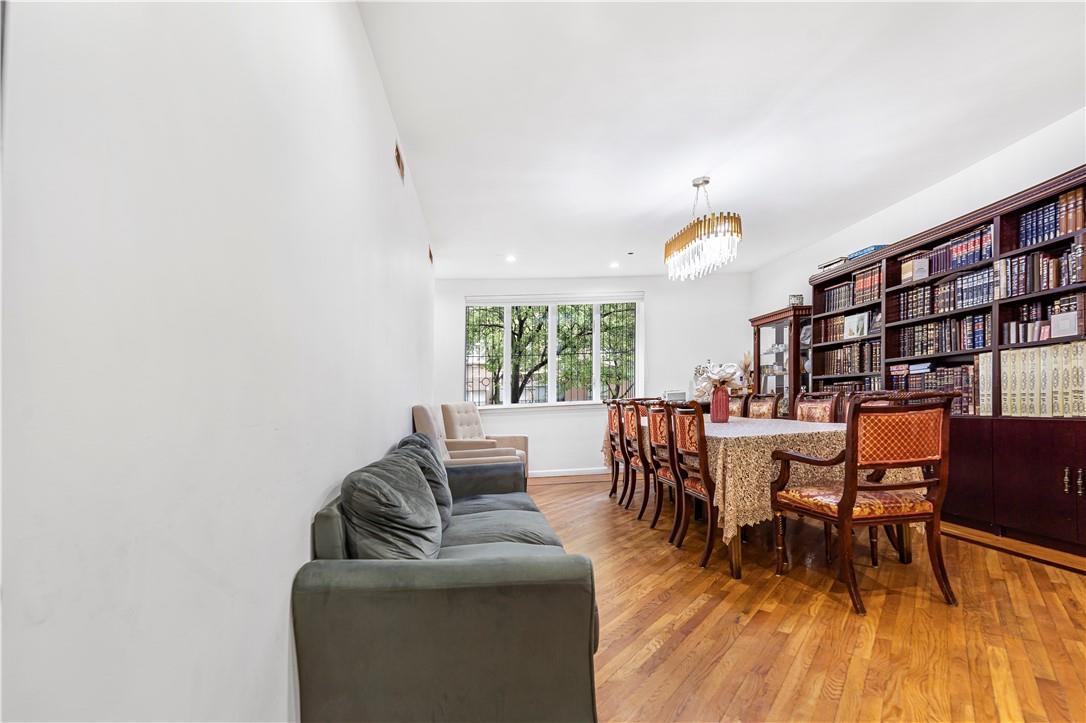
[
  {"left": 464, "top": 305, "right": 504, "bottom": 406},
  {"left": 463, "top": 296, "right": 642, "bottom": 406}
]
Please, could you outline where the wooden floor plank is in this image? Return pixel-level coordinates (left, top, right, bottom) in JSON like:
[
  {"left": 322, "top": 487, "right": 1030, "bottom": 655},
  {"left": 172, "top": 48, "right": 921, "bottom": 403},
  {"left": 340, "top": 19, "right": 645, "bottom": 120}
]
[{"left": 531, "top": 479, "right": 1086, "bottom": 722}]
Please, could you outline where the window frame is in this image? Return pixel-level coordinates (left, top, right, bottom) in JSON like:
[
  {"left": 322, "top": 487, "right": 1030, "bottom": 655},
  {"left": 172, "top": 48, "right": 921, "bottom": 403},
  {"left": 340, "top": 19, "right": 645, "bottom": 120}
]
[{"left": 463, "top": 292, "right": 645, "bottom": 409}]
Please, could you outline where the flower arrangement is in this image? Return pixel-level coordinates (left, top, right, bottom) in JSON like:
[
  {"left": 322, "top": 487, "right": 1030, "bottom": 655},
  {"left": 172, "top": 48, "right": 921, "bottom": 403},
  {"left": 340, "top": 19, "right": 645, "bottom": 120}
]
[{"left": 692, "top": 356, "right": 750, "bottom": 403}]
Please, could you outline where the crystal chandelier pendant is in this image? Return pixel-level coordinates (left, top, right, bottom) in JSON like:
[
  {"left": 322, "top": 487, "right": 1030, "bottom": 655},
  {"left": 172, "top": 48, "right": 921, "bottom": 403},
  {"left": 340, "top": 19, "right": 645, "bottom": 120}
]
[{"left": 664, "top": 177, "right": 743, "bottom": 280}]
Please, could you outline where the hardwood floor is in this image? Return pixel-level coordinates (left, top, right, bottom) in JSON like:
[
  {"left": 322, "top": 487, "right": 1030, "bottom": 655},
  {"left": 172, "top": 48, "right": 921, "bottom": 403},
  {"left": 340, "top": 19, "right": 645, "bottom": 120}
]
[{"left": 532, "top": 480, "right": 1086, "bottom": 722}]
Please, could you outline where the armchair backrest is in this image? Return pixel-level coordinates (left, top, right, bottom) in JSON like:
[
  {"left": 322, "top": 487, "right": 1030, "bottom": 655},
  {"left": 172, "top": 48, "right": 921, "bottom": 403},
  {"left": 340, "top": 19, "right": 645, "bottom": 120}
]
[
  {"left": 838, "top": 391, "right": 956, "bottom": 516},
  {"left": 728, "top": 394, "right": 748, "bottom": 418},
  {"left": 748, "top": 393, "right": 781, "bottom": 419},
  {"left": 411, "top": 405, "right": 451, "bottom": 459},
  {"left": 442, "top": 402, "right": 486, "bottom": 440}
]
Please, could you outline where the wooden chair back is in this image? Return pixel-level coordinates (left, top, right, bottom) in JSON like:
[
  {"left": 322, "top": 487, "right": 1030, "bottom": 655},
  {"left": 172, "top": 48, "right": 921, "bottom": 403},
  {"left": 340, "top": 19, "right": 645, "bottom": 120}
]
[
  {"left": 794, "top": 391, "right": 842, "bottom": 423},
  {"left": 606, "top": 400, "right": 627, "bottom": 460},
  {"left": 727, "top": 393, "right": 748, "bottom": 418},
  {"left": 839, "top": 391, "right": 956, "bottom": 518},
  {"left": 669, "top": 401, "right": 714, "bottom": 501},
  {"left": 622, "top": 401, "right": 651, "bottom": 470},
  {"left": 646, "top": 403, "right": 678, "bottom": 484},
  {"left": 748, "top": 393, "right": 782, "bottom": 419}
]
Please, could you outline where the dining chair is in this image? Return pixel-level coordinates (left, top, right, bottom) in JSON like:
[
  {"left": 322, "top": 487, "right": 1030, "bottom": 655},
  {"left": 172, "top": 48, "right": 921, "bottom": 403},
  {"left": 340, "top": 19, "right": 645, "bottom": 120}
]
[
  {"left": 770, "top": 391, "right": 958, "bottom": 615},
  {"left": 670, "top": 401, "right": 726, "bottom": 570},
  {"left": 605, "top": 400, "right": 630, "bottom": 501},
  {"left": 646, "top": 403, "right": 683, "bottom": 542},
  {"left": 727, "top": 393, "right": 748, "bottom": 418},
  {"left": 793, "top": 391, "right": 842, "bottom": 423},
  {"left": 748, "top": 393, "right": 782, "bottom": 419},
  {"left": 621, "top": 400, "right": 655, "bottom": 518}
]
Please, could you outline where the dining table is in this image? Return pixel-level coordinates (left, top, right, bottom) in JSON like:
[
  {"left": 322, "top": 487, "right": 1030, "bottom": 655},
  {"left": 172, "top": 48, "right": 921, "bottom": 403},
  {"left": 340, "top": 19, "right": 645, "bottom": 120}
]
[{"left": 605, "top": 414, "right": 918, "bottom": 578}]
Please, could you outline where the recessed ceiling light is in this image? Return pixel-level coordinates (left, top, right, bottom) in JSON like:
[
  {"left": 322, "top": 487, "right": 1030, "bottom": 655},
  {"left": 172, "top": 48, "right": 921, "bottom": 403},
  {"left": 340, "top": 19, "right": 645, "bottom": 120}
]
[
  {"left": 609, "top": 261, "right": 620, "bottom": 269},
  {"left": 505, "top": 254, "right": 516, "bottom": 263},
  {"left": 627, "top": 251, "right": 634, "bottom": 255}
]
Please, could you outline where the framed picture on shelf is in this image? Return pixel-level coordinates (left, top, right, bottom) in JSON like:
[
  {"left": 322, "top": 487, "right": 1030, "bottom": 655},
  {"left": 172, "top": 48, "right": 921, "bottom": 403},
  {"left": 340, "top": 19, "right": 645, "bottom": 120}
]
[{"left": 843, "top": 312, "right": 868, "bottom": 339}]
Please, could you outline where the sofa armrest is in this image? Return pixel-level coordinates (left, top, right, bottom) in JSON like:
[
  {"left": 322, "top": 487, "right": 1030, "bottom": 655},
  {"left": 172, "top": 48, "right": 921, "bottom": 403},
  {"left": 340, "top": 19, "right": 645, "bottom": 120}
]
[
  {"left": 487, "top": 434, "right": 527, "bottom": 452},
  {"left": 447, "top": 438, "right": 499, "bottom": 451},
  {"left": 292, "top": 557, "right": 597, "bottom": 723},
  {"left": 445, "top": 461, "right": 526, "bottom": 497}
]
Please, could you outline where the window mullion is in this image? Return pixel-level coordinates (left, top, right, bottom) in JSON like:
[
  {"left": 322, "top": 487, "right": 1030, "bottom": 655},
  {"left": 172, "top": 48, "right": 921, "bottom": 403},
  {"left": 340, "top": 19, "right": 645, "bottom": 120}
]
[
  {"left": 502, "top": 304, "right": 512, "bottom": 406},
  {"left": 592, "top": 304, "right": 601, "bottom": 401},
  {"left": 547, "top": 304, "right": 557, "bottom": 404},
  {"left": 635, "top": 300, "right": 646, "bottom": 397}
]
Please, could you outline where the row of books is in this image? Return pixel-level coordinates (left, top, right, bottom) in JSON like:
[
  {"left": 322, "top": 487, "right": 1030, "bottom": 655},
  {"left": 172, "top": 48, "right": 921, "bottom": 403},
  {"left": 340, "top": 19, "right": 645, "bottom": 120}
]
[
  {"left": 896, "top": 312, "right": 991, "bottom": 357},
  {"left": 822, "top": 265, "right": 882, "bottom": 313},
  {"left": 888, "top": 361, "right": 977, "bottom": 415},
  {"left": 1018, "top": 188, "right": 1084, "bottom": 248},
  {"left": 1000, "top": 341, "right": 1086, "bottom": 417},
  {"left": 816, "top": 310, "right": 882, "bottom": 343},
  {"left": 888, "top": 267, "right": 997, "bottom": 322},
  {"left": 897, "top": 224, "right": 993, "bottom": 282},
  {"left": 995, "top": 242, "right": 1085, "bottom": 299},
  {"left": 1001, "top": 293, "right": 1084, "bottom": 345},
  {"left": 816, "top": 377, "right": 883, "bottom": 394},
  {"left": 819, "top": 340, "right": 881, "bottom": 375}
]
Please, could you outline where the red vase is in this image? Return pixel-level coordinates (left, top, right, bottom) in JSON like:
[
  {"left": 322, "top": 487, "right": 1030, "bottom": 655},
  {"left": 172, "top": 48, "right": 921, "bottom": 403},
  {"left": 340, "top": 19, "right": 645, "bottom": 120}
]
[{"left": 710, "top": 387, "right": 730, "bottom": 423}]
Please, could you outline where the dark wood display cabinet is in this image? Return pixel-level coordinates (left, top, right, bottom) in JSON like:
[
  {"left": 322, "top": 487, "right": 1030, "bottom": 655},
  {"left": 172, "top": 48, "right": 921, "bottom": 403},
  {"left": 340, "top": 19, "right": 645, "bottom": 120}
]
[
  {"left": 808, "top": 165, "right": 1086, "bottom": 558},
  {"left": 750, "top": 305, "right": 812, "bottom": 418}
]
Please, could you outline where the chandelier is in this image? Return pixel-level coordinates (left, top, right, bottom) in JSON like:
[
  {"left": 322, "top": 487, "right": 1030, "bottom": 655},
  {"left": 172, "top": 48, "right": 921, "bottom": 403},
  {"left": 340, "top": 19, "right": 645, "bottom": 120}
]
[{"left": 664, "top": 176, "right": 743, "bottom": 281}]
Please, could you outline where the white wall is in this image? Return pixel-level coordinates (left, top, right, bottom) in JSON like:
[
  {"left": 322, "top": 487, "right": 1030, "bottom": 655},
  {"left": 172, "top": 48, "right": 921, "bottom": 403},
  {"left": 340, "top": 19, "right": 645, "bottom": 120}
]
[
  {"left": 434, "top": 274, "right": 752, "bottom": 474},
  {"left": 2, "top": 4, "right": 433, "bottom": 721},
  {"left": 751, "top": 109, "right": 1086, "bottom": 307}
]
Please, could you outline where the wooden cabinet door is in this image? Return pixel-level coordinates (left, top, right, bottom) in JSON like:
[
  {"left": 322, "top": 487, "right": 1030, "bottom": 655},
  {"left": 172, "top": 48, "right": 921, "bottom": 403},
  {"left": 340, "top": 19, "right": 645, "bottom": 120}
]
[
  {"left": 943, "top": 417, "right": 993, "bottom": 525},
  {"left": 993, "top": 419, "right": 1078, "bottom": 543},
  {"left": 1076, "top": 421, "right": 1086, "bottom": 546}
]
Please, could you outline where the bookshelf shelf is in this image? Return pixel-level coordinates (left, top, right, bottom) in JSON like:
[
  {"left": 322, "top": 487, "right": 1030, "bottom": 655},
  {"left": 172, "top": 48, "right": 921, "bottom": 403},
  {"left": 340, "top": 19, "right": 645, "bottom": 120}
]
[
  {"left": 811, "top": 372, "right": 881, "bottom": 380},
  {"left": 885, "top": 303, "right": 993, "bottom": 328},
  {"left": 995, "top": 281, "right": 1086, "bottom": 305},
  {"left": 885, "top": 348, "right": 991, "bottom": 364},
  {"left": 810, "top": 299, "right": 881, "bottom": 321},
  {"left": 884, "top": 256, "right": 994, "bottom": 294},
  {"left": 806, "top": 164, "right": 1086, "bottom": 556},
  {"left": 997, "top": 334, "right": 1086, "bottom": 350},
  {"left": 811, "top": 333, "right": 881, "bottom": 348},
  {"left": 998, "top": 229, "right": 1083, "bottom": 259}
]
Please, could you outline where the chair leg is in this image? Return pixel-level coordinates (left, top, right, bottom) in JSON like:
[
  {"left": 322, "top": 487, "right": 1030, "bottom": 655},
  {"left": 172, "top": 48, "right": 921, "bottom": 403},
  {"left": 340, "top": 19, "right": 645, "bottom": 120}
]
[
  {"left": 869, "top": 526, "right": 879, "bottom": 568},
  {"left": 884, "top": 524, "right": 902, "bottom": 556},
  {"left": 637, "top": 470, "right": 653, "bottom": 520},
  {"left": 667, "top": 485, "right": 683, "bottom": 544},
  {"left": 624, "top": 469, "right": 637, "bottom": 509},
  {"left": 674, "top": 493, "right": 692, "bottom": 548},
  {"left": 699, "top": 506, "right": 717, "bottom": 567},
  {"left": 897, "top": 523, "right": 913, "bottom": 564},
  {"left": 650, "top": 478, "right": 664, "bottom": 529},
  {"left": 823, "top": 522, "right": 834, "bottom": 565},
  {"left": 838, "top": 521, "right": 866, "bottom": 615},
  {"left": 774, "top": 512, "right": 788, "bottom": 575},
  {"left": 926, "top": 520, "right": 957, "bottom": 606},
  {"left": 608, "top": 461, "right": 618, "bottom": 498},
  {"left": 618, "top": 466, "right": 631, "bottom": 506}
]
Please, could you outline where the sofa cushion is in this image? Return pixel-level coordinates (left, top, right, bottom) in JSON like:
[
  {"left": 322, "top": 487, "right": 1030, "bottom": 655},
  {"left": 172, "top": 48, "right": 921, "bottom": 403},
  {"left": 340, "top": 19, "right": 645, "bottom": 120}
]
[
  {"left": 451, "top": 492, "right": 539, "bottom": 516},
  {"left": 395, "top": 439, "right": 453, "bottom": 530},
  {"left": 441, "top": 510, "right": 562, "bottom": 548},
  {"left": 340, "top": 452, "right": 441, "bottom": 560},
  {"left": 437, "top": 541, "right": 565, "bottom": 560}
]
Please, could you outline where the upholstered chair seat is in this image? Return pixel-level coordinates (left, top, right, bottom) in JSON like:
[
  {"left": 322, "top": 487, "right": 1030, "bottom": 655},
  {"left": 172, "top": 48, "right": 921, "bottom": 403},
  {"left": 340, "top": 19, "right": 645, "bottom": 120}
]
[{"left": 775, "top": 486, "right": 933, "bottom": 519}]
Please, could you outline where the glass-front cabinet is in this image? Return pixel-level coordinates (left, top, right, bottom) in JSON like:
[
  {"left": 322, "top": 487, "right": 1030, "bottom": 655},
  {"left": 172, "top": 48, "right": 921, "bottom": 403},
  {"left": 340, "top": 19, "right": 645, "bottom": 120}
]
[{"left": 750, "top": 304, "right": 813, "bottom": 417}]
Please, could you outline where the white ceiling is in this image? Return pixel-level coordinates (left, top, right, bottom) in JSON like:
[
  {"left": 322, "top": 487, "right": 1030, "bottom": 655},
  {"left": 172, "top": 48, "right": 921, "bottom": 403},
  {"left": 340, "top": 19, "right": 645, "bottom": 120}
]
[{"left": 359, "top": 2, "right": 1085, "bottom": 279}]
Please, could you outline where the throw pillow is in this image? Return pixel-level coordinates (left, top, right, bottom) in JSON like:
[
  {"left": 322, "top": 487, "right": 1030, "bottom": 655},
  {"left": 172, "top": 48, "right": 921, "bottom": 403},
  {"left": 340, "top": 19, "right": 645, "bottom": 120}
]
[
  {"left": 340, "top": 452, "right": 441, "bottom": 560},
  {"left": 396, "top": 444, "right": 453, "bottom": 530}
]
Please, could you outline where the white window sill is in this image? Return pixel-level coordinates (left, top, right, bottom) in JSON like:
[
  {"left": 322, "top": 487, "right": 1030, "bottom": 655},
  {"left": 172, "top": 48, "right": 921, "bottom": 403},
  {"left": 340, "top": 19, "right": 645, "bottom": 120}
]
[{"left": 477, "top": 401, "right": 606, "bottom": 413}]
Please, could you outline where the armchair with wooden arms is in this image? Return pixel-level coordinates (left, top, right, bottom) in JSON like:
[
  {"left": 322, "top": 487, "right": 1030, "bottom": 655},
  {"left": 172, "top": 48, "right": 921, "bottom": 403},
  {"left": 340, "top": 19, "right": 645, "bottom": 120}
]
[{"left": 770, "top": 391, "right": 958, "bottom": 615}]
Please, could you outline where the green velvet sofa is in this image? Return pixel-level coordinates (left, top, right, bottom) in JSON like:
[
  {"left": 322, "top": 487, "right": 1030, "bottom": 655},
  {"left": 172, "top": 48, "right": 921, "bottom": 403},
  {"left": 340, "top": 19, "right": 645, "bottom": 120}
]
[{"left": 291, "top": 439, "right": 599, "bottom": 723}]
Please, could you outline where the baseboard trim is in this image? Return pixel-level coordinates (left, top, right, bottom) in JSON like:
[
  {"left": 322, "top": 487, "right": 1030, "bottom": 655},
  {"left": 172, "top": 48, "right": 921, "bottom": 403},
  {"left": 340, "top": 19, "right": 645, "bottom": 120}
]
[{"left": 529, "top": 466, "right": 608, "bottom": 478}]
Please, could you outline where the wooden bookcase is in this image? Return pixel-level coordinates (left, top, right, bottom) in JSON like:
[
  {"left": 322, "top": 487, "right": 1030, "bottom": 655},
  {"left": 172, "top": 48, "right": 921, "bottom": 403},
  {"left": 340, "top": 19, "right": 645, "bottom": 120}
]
[
  {"left": 750, "top": 305, "right": 813, "bottom": 417},
  {"left": 808, "top": 165, "right": 1086, "bottom": 556}
]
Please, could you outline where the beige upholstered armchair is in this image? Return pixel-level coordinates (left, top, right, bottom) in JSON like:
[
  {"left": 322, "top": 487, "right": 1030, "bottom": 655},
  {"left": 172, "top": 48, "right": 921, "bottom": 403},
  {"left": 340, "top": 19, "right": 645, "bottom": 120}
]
[
  {"left": 411, "top": 405, "right": 526, "bottom": 471},
  {"left": 441, "top": 402, "right": 529, "bottom": 473}
]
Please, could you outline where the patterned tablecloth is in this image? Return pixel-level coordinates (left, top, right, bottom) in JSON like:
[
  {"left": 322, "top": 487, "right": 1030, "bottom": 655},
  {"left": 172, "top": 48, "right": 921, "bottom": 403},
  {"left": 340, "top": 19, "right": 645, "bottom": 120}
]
[{"left": 604, "top": 416, "right": 915, "bottom": 544}]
